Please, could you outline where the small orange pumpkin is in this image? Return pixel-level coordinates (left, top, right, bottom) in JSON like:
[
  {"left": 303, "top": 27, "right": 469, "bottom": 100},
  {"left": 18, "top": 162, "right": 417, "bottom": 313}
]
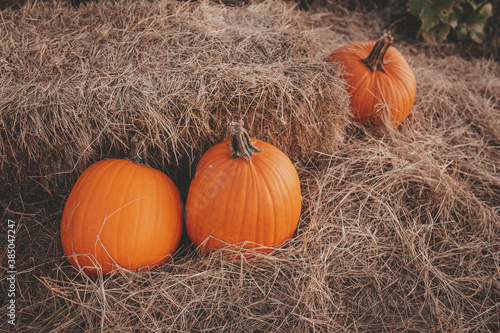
[
  {"left": 326, "top": 33, "right": 416, "bottom": 127},
  {"left": 61, "top": 140, "right": 183, "bottom": 276},
  {"left": 185, "top": 122, "right": 301, "bottom": 256}
]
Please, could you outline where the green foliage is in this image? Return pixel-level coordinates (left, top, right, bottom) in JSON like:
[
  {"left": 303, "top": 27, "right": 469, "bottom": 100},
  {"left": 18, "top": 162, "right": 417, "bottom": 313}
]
[{"left": 407, "top": 0, "right": 493, "bottom": 43}]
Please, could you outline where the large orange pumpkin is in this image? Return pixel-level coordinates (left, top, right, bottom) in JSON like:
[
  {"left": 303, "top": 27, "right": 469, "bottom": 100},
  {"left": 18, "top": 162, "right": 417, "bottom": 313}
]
[
  {"left": 185, "top": 122, "right": 302, "bottom": 256},
  {"left": 326, "top": 33, "right": 416, "bottom": 127},
  {"left": 61, "top": 151, "right": 183, "bottom": 276}
]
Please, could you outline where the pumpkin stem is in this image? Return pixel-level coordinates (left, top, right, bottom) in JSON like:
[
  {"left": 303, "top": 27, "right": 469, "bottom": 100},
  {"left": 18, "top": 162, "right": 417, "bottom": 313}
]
[
  {"left": 129, "top": 135, "right": 149, "bottom": 166},
  {"left": 361, "top": 33, "right": 393, "bottom": 73},
  {"left": 229, "top": 122, "right": 261, "bottom": 162}
]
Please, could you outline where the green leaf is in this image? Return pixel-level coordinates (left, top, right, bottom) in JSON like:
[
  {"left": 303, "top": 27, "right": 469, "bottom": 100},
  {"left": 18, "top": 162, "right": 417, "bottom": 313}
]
[
  {"left": 454, "top": 25, "right": 469, "bottom": 40},
  {"left": 460, "top": 3, "right": 492, "bottom": 43},
  {"left": 422, "top": 23, "right": 451, "bottom": 43},
  {"left": 481, "top": 3, "right": 493, "bottom": 17},
  {"left": 458, "top": 0, "right": 478, "bottom": 20},
  {"left": 435, "top": 0, "right": 459, "bottom": 22},
  {"left": 469, "top": 29, "right": 486, "bottom": 43},
  {"left": 408, "top": 0, "right": 492, "bottom": 44},
  {"left": 446, "top": 10, "right": 458, "bottom": 28},
  {"left": 461, "top": 0, "right": 478, "bottom": 10},
  {"left": 419, "top": 0, "right": 460, "bottom": 32},
  {"left": 420, "top": 5, "right": 440, "bottom": 32},
  {"left": 469, "top": 3, "right": 493, "bottom": 25},
  {"left": 431, "top": 0, "right": 458, "bottom": 13},
  {"left": 407, "top": 0, "right": 426, "bottom": 17}
]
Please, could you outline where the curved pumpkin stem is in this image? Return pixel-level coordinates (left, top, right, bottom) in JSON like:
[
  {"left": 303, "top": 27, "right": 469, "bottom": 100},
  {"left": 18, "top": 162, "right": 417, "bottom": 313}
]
[
  {"left": 229, "top": 122, "right": 261, "bottom": 162},
  {"left": 361, "top": 33, "right": 394, "bottom": 73},
  {"left": 129, "top": 135, "right": 149, "bottom": 166}
]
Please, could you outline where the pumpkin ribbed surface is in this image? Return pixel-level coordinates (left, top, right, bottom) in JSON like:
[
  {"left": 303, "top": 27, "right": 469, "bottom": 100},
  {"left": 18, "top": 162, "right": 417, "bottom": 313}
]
[
  {"left": 326, "top": 35, "right": 416, "bottom": 126},
  {"left": 185, "top": 138, "right": 301, "bottom": 254},
  {"left": 61, "top": 159, "right": 182, "bottom": 275}
]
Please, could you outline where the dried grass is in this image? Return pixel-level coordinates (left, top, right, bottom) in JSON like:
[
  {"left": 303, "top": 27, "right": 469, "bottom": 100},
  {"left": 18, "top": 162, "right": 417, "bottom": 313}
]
[
  {"left": 1, "top": 0, "right": 499, "bottom": 332},
  {"left": 0, "top": 0, "right": 350, "bottom": 189}
]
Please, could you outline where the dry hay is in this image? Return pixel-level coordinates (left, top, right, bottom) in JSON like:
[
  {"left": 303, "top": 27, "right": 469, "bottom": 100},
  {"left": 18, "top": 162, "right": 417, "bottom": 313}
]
[
  {"left": 0, "top": 0, "right": 350, "bottom": 192},
  {"left": 1, "top": 0, "right": 500, "bottom": 332}
]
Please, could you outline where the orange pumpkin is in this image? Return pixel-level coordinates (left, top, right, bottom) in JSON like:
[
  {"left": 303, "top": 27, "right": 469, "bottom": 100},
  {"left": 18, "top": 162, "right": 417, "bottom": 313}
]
[
  {"left": 61, "top": 151, "right": 182, "bottom": 276},
  {"left": 185, "top": 122, "right": 301, "bottom": 256},
  {"left": 326, "top": 33, "right": 416, "bottom": 127}
]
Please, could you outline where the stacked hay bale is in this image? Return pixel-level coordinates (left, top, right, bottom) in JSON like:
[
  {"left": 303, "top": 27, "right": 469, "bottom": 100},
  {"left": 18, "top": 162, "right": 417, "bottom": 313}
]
[{"left": 0, "top": 0, "right": 350, "bottom": 195}]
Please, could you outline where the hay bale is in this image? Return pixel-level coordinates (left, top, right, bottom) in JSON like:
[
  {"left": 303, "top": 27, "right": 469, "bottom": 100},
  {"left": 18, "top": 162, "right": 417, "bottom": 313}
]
[{"left": 0, "top": 0, "right": 350, "bottom": 192}]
